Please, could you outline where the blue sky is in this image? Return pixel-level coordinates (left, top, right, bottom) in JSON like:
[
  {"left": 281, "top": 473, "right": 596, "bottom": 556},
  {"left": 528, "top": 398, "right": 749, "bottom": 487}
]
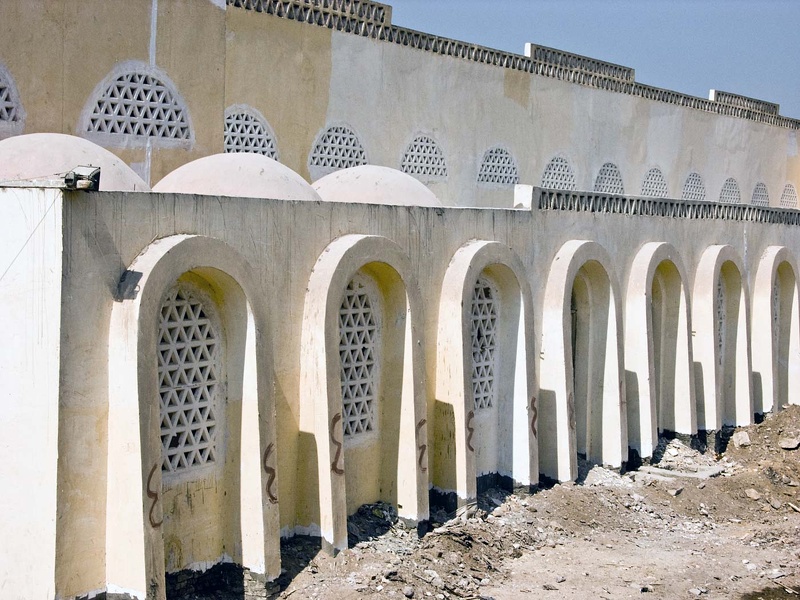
[{"left": 386, "top": 0, "right": 800, "bottom": 119}]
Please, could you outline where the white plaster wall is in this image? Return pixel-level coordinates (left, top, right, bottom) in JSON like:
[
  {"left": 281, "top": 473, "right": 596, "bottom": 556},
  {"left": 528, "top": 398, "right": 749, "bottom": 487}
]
[{"left": 0, "top": 187, "right": 62, "bottom": 600}]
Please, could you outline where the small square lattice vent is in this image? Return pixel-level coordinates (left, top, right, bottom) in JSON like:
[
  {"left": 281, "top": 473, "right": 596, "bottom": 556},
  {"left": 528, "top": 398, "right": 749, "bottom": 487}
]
[
  {"left": 339, "top": 275, "right": 380, "bottom": 437},
  {"left": 780, "top": 184, "right": 798, "bottom": 208},
  {"left": 751, "top": 183, "right": 770, "bottom": 206},
  {"left": 471, "top": 276, "right": 499, "bottom": 410},
  {"left": 719, "top": 178, "right": 741, "bottom": 204},
  {"left": 541, "top": 156, "right": 577, "bottom": 191},
  {"left": 477, "top": 147, "right": 519, "bottom": 186},
  {"left": 401, "top": 135, "right": 448, "bottom": 181},
  {"left": 641, "top": 168, "right": 668, "bottom": 198},
  {"left": 224, "top": 109, "right": 278, "bottom": 158},
  {"left": 682, "top": 173, "right": 706, "bottom": 201},
  {"left": 593, "top": 162, "right": 624, "bottom": 194},
  {"left": 158, "top": 285, "right": 221, "bottom": 474}
]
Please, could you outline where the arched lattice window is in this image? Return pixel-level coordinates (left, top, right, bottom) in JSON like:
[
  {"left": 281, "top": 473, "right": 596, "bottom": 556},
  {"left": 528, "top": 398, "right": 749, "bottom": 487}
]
[
  {"left": 224, "top": 105, "right": 278, "bottom": 159},
  {"left": 401, "top": 135, "right": 448, "bottom": 181},
  {"left": 158, "top": 283, "right": 222, "bottom": 474},
  {"left": 477, "top": 146, "right": 519, "bottom": 186},
  {"left": 641, "top": 167, "right": 668, "bottom": 198},
  {"left": 593, "top": 162, "right": 624, "bottom": 194},
  {"left": 751, "top": 182, "right": 770, "bottom": 206},
  {"left": 0, "top": 63, "right": 23, "bottom": 137},
  {"left": 339, "top": 274, "right": 381, "bottom": 437},
  {"left": 471, "top": 275, "right": 499, "bottom": 410},
  {"left": 780, "top": 184, "right": 798, "bottom": 208},
  {"left": 541, "top": 156, "right": 576, "bottom": 191},
  {"left": 719, "top": 178, "right": 741, "bottom": 204},
  {"left": 84, "top": 64, "right": 191, "bottom": 146},
  {"left": 309, "top": 124, "right": 367, "bottom": 179},
  {"left": 682, "top": 172, "right": 706, "bottom": 201}
]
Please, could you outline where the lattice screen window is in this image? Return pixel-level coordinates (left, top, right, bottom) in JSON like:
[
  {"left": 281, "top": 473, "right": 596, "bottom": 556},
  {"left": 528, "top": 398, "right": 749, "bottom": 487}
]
[
  {"left": 682, "top": 173, "right": 706, "bottom": 201},
  {"left": 641, "top": 167, "right": 668, "bottom": 198},
  {"left": 716, "top": 277, "right": 726, "bottom": 368},
  {"left": 401, "top": 135, "right": 448, "bottom": 181},
  {"left": 158, "top": 284, "right": 222, "bottom": 474},
  {"left": 471, "top": 275, "right": 499, "bottom": 410},
  {"left": 780, "top": 184, "right": 798, "bottom": 208},
  {"left": 309, "top": 124, "right": 367, "bottom": 178},
  {"left": 541, "top": 156, "right": 577, "bottom": 191},
  {"left": 477, "top": 147, "right": 519, "bottom": 186},
  {"left": 719, "top": 178, "right": 741, "bottom": 204},
  {"left": 593, "top": 162, "right": 624, "bottom": 194},
  {"left": 86, "top": 71, "right": 190, "bottom": 141},
  {"left": 339, "top": 274, "right": 381, "bottom": 437},
  {"left": 752, "top": 183, "right": 770, "bottom": 206},
  {"left": 0, "top": 68, "right": 20, "bottom": 125},
  {"left": 224, "top": 106, "right": 278, "bottom": 158}
]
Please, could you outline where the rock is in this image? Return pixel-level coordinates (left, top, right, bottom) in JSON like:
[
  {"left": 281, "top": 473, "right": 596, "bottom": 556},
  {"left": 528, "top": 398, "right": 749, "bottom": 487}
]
[
  {"left": 732, "top": 431, "right": 751, "bottom": 448},
  {"left": 745, "top": 488, "right": 762, "bottom": 501},
  {"left": 767, "top": 569, "right": 787, "bottom": 580},
  {"left": 641, "top": 584, "right": 654, "bottom": 592},
  {"left": 770, "top": 499, "right": 783, "bottom": 510},
  {"left": 556, "top": 575, "right": 566, "bottom": 583},
  {"left": 543, "top": 583, "right": 559, "bottom": 590},
  {"left": 668, "top": 487, "right": 683, "bottom": 497},
  {"left": 778, "top": 437, "right": 800, "bottom": 450},
  {"left": 402, "top": 585, "right": 415, "bottom": 598}
]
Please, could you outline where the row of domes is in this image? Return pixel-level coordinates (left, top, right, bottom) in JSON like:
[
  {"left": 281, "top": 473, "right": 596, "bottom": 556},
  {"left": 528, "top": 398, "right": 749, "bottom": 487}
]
[{"left": 0, "top": 133, "right": 442, "bottom": 207}]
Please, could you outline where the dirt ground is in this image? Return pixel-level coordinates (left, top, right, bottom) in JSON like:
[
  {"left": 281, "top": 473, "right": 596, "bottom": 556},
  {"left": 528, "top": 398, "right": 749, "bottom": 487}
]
[{"left": 265, "top": 405, "right": 800, "bottom": 600}]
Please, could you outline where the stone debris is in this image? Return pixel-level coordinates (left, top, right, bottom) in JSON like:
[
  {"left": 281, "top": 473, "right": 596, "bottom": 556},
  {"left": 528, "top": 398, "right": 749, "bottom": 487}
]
[
  {"left": 732, "top": 431, "right": 751, "bottom": 448},
  {"left": 778, "top": 437, "right": 800, "bottom": 450},
  {"left": 745, "top": 489, "right": 762, "bottom": 501}
]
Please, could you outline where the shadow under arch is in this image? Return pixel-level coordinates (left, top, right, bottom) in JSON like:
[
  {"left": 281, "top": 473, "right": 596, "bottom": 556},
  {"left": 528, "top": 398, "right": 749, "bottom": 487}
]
[
  {"left": 106, "top": 235, "right": 279, "bottom": 600},
  {"left": 298, "top": 234, "right": 428, "bottom": 554},
  {"left": 625, "top": 242, "right": 695, "bottom": 460},
  {"left": 752, "top": 246, "right": 800, "bottom": 415},
  {"left": 540, "top": 240, "right": 626, "bottom": 483},
  {"left": 434, "top": 240, "right": 537, "bottom": 509},
  {"left": 692, "top": 245, "right": 753, "bottom": 432}
]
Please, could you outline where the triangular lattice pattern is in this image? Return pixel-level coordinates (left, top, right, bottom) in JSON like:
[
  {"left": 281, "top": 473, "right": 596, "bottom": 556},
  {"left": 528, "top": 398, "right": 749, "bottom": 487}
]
[
  {"left": 87, "top": 72, "right": 190, "bottom": 140},
  {"left": 224, "top": 110, "right": 278, "bottom": 158},
  {"left": 719, "top": 178, "right": 741, "bottom": 204},
  {"left": 401, "top": 135, "right": 448, "bottom": 180},
  {"left": 682, "top": 172, "right": 706, "bottom": 201},
  {"left": 751, "top": 182, "right": 770, "bottom": 206},
  {"left": 641, "top": 167, "right": 668, "bottom": 198},
  {"left": 780, "top": 184, "right": 798, "bottom": 208},
  {"left": 593, "top": 162, "right": 624, "bottom": 194},
  {"left": 339, "top": 275, "right": 380, "bottom": 437},
  {"left": 310, "top": 125, "right": 367, "bottom": 172},
  {"left": 158, "top": 285, "right": 220, "bottom": 474},
  {"left": 477, "top": 147, "right": 518, "bottom": 186},
  {"left": 471, "top": 276, "right": 499, "bottom": 410},
  {"left": 541, "top": 156, "right": 577, "bottom": 191},
  {"left": 0, "top": 72, "right": 19, "bottom": 123}
]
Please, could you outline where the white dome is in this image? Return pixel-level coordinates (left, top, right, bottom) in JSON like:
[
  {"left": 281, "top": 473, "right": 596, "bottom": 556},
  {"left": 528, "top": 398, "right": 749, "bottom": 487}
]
[
  {"left": 0, "top": 133, "right": 149, "bottom": 191},
  {"left": 313, "top": 165, "right": 442, "bottom": 207},
  {"left": 153, "top": 153, "right": 320, "bottom": 201}
]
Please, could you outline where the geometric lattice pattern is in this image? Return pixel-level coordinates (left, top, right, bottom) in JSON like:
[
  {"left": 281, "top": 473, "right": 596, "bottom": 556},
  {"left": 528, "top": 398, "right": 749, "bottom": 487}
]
[
  {"left": 780, "top": 184, "right": 798, "bottom": 208},
  {"left": 477, "top": 146, "right": 519, "bottom": 186},
  {"left": 401, "top": 135, "right": 448, "bottom": 180},
  {"left": 309, "top": 125, "right": 367, "bottom": 173},
  {"left": 0, "top": 70, "right": 20, "bottom": 123},
  {"left": 593, "top": 162, "right": 624, "bottom": 194},
  {"left": 158, "top": 285, "right": 221, "bottom": 474},
  {"left": 719, "top": 177, "right": 741, "bottom": 204},
  {"left": 751, "top": 182, "right": 770, "bottom": 206},
  {"left": 87, "top": 72, "right": 190, "bottom": 140},
  {"left": 682, "top": 172, "right": 706, "bottom": 201},
  {"left": 338, "top": 274, "right": 380, "bottom": 437},
  {"left": 224, "top": 108, "right": 278, "bottom": 158},
  {"left": 541, "top": 156, "right": 577, "bottom": 191},
  {"left": 471, "top": 276, "right": 499, "bottom": 410},
  {"left": 641, "top": 167, "right": 668, "bottom": 198},
  {"left": 716, "top": 277, "right": 726, "bottom": 368},
  {"left": 773, "top": 279, "right": 781, "bottom": 345}
]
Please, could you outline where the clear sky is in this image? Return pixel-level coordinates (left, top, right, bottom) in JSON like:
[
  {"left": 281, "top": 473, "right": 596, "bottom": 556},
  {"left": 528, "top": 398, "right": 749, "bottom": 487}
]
[{"left": 386, "top": 0, "right": 800, "bottom": 119}]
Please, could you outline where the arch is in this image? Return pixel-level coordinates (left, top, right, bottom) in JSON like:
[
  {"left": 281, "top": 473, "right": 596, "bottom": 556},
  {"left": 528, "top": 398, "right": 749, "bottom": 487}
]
[
  {"left": 624, "top": 243, "right": 695, "bottom": 459},
  {"left": 682, "top": 172, "right": 706, "bottom": 201},
  {"left": 641, "top": 167, "right": 668, "bottom": 198},
  {"left": 593, "top": 162, "right": 624, "bottom": 194},
  {"left": 541, "top": 156, "right": 577, "bottom": 191},
  {"left": 692, "top": 246, "right": 752, "bottom": 432},
  {"left": 308, "top": 123, "right": 368, "bottom": 181},
  {"left": 780, "top": 183, "right": 798, "bottom": 208},
  {"left": 298, "top": 235, "right": 428, "bottom": 553},
  {"left": 719, "top": 177, "right": 741, "bottom": 204},
  {"left": 477, "top": 146, "right": 519, "bottom": 187},
  {"left": 80, "top": 61, "right": 193, "bottom": 149},
  {"left": 401, "top": 134, "right": 448, "bottom": 182},
  {"left": 0, "top": 62, "right": 24, "bottom": 139},
  {"left": 224, "top": 104, "right": 278, "bottom": 159},
  {"left": 752, "top": 247, "right": 800, "bottom": 414},
  {"left": 540, "top": 241, "right": 626, "bottom": 482},
  {"left": 751, "top": 182, "right": 770, "bottom": 206},
  {"left": 435, "top": 241, "right": 536, "bottom": 507},
  {"left": 107, "top": 236, "right": 279, "bottom": 599}
]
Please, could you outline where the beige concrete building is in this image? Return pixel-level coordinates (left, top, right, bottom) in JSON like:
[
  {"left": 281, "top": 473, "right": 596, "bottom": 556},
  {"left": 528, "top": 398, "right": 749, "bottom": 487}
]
[{"left": 0, "top": 2, "right": 799, "bottom": 600}]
